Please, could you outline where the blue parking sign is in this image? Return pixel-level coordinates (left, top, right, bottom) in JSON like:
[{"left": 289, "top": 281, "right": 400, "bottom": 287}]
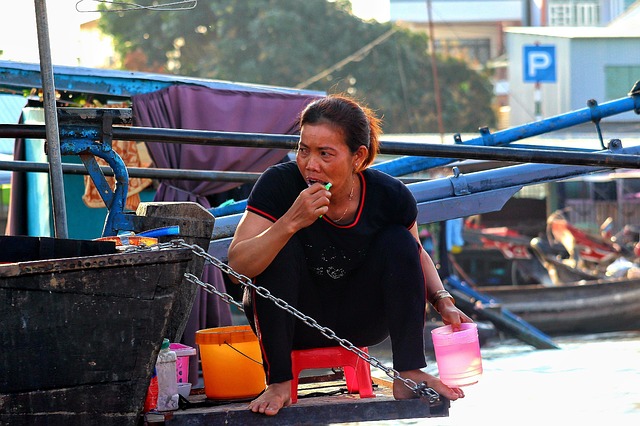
[{"left": 523, "top": 45, "right": 556, "bottom": 83}]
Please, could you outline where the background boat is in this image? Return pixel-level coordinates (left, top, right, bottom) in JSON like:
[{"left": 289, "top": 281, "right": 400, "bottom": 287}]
[
  {"left": 448, "top": 219, "right": 640, "bottom": 336},
  {"left": 474, "top": 277, "right": 640, "bottom": 335}
]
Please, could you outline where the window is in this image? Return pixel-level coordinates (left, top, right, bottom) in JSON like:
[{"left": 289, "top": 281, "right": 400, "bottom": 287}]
[
  {"left": 549, "top": 3, "right": 573, "bottom": 26},
  {"left": 575, "top": 2, "right": 599, "bottom": 25},
  {"left": 593, "top": 181, "right": 617, "bottom": 201},
  {"left": 548, "top": 0, "right": 599, "bottom": 26},
  {"left": 622, "top": 178, "right": 640, "bottom": 200},
  {"left": 605, "top": 66, "right": 640, "bottom": 100},
  {"left": 562, "top": 181, "right": 590, "bottom": 199}
]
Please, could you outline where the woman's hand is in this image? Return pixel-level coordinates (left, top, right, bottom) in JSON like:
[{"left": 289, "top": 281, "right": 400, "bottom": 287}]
[
  {"left": 228, "top": 183, "right": 332, "bottom": 280},
  {"left": 284, "top": 183, "right": 332, "bottom": 229},
  {"left": 436, "top": 298, "right": 473, "bottom": 331}
]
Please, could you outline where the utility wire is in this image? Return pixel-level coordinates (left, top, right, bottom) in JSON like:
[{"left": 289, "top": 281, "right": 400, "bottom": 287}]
[{"left": 295, "top": 27, "right": 398, "bottom": 89}]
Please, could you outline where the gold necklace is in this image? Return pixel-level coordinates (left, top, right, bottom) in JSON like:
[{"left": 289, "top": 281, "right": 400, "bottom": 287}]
[{"left": 331, "top": 175, "right": 355, "bottom": 223}]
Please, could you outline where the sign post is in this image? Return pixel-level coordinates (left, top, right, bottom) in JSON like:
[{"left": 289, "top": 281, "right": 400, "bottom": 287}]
[{"left": 523, "top": 44, "right": 556, "bottom": 121}]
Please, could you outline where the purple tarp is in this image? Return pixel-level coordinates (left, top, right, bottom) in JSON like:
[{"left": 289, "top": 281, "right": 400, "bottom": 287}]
[
  {"left": 133, "top": 84, "right": 319, "bottom": 207},
  {"left": 133, "top": 84, "right": 321, "bottom": 385}
]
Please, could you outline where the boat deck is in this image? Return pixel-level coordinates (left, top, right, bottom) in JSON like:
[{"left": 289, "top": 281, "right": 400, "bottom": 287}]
[{"left": 158, "top": 377, "right": 449, "bottom": 425}]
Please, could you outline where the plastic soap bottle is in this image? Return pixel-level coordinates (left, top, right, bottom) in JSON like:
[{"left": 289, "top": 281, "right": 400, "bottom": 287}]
[{"left": 156, "top": 338, "right": 179, "bottom": 411}]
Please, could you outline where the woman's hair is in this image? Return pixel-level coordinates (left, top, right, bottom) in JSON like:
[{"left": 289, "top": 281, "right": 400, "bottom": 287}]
[{"left": 299, "top": 94, "right": 381, "bottom": 171}]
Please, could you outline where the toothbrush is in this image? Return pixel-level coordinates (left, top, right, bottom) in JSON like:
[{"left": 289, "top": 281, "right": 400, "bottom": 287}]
[{"left": 319, "top": 182, "right": 332, "bottom": 218}]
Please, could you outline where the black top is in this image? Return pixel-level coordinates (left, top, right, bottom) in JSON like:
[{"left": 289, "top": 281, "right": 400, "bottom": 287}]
[{"left": 247, "top": 161, "right": 417, "bottom": 281}]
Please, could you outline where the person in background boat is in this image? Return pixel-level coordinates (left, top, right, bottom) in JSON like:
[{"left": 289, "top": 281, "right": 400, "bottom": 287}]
[
  {"left": 419, "top": 226, "right": 435, "bottom": 257},
  {"left": 228, "top": 94, "right": 472, "bottom": 416},
  {"left": 446, "top": 218, "right": 465, "bottom": 254}
]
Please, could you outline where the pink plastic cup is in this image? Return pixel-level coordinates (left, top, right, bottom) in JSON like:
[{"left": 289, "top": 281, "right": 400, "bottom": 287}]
[{"left": 431, "top": 322, "right": 483, "bottom": 387}]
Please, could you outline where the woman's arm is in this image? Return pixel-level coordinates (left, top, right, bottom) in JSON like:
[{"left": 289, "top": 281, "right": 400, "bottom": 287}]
[
  {"left": 227, "top": 211, "right": 293, "bottom": 279},
  {"left": 228, "top": 183, "right": 331, "bottom": 279},
  {"left": 409, "top": 224, "right": 472, "bottom": 327}
]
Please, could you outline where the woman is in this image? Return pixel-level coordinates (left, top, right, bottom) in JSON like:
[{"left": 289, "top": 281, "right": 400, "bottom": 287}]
[{"left": 228, "top": 95, "right": 471, "bottom": 416}]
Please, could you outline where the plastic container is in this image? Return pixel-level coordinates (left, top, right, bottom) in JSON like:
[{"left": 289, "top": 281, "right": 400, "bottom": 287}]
[
  {"left": 169, "top": 343, "right": 196, "bottom": 383},
  {"left": 431, "top": 323, "right": 483, "bottom": 387},
  {"left": 177, "top": 382, "right": 192, "bottom": 398},
  {"left": 156, "top": 338, "right": 179, "bottom": 411},
  {"left": 195, "top": 325, "right": 266, "bottom": 400}
]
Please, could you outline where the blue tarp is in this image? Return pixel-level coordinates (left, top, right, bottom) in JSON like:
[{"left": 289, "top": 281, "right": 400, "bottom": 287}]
[{"left": 0, "top": 93, "right": 27, "bottom": 184}]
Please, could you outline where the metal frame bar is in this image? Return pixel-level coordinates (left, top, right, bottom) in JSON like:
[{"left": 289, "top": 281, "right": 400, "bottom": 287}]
[{"left": 1, "top": 88, "right": 639, "bottom": 236}]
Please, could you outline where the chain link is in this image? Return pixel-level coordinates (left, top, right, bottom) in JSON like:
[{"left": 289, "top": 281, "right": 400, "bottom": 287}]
[{"left": 138, "top": 239, "right": 441, "bottom": 405}]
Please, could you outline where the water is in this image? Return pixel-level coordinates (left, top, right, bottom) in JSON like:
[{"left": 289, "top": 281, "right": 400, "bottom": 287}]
[{"left": 345, "top": 331, "right": 640, "bottom": 425}]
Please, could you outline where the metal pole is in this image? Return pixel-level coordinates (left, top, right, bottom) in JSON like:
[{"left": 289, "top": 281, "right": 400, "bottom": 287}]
[
  {"left": 374, "top": 93, "right": 640, "bottom": 176},
  {"left": 0, "top": 159, "right": 261, "bottom": 183},
  {"left": 425, "top": 0, "right": 445, "bottom": 140},
  {"left": 534, "top": 81, "right": 542, "bottom": 121},
  {"left": 34, "top": 0, "right": 68, "bottom": 238},
  {"left": 2, "top": 122, "right": 640, "bottom": 169}
]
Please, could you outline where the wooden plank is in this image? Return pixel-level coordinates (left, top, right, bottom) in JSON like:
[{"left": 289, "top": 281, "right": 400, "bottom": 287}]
[{"left": 163, "top": 379, "right": 449, "bottom": 425}]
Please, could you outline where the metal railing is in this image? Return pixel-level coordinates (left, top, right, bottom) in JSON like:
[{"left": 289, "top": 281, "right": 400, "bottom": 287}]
[{"left": 0, "top": 85, "right": 639, "bottom": 236}]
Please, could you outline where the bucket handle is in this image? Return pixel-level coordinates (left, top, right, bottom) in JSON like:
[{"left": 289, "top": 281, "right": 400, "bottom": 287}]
[{"left": 224, "top": 341, "right": 263, "bottom": 366}]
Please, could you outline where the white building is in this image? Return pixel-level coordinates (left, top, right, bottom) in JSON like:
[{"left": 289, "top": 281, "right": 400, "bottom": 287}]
[
  {"left": 506, "top": 4, "right": 640, "bottom": 126},
  {"left": 389, "top": 0, "right": 636, "bottom": 64},
  {"left": 390, "top": 0, "right": 640, "bottom": 128}
]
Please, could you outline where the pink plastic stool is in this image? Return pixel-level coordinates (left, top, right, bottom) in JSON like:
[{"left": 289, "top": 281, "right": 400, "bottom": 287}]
[{"left": 290, "top": 346, "right": 375, "bottom": 403}]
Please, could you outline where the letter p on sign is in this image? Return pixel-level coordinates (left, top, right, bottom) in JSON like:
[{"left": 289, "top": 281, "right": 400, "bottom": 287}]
[{"left": 523, "top": 45, "right": 556, "bottom": 83}]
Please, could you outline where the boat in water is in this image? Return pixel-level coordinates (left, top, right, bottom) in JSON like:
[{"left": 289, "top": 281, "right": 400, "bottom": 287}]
[
  {"left": 0, "top": 200, "right": 216, "bottom": 426},
  {"left": 449, "top": 216, "right": 640, "bottom": 336},
  {"left": 477, "top": 276, "right": 640, "bottom": 335},
  {"left": 0, "top": 236, "right": 193, "bottom": 425}
]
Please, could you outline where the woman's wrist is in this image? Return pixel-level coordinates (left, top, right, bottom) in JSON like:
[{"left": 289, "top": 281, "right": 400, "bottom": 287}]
[{"left": 429, "top": 289, "right": 455, "bottom": 313}]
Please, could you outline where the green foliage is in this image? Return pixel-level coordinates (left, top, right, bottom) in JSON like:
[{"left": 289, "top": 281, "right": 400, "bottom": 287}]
[{"left": 98, "top": 0, "right": 496, "bottom": 133}]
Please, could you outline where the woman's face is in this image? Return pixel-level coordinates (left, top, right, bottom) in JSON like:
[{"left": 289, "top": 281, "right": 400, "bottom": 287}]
[{"left": 296, "top": 123, "right": 362, "bottom": 190}]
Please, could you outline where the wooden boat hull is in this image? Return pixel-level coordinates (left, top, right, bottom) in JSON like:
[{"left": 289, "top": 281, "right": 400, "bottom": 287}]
[
  {"left": 481, "top": 278, "right": 640, "bottom": 335},
  {"left": 0, "top": 238, "right": 194, "bottom": 425}
]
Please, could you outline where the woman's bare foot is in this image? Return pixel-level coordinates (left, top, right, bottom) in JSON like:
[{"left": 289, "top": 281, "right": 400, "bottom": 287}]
[
  {"left": 248, "top": 381, "right": 292, "bottom": 416},
  {"left": 393, "top": 369, "right": 465, "bottom": 401}
]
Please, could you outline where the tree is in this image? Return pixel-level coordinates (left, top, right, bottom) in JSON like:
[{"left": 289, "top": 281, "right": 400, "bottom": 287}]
[{"left": 98, "top": 0, "right": 496, "bottom": 133}]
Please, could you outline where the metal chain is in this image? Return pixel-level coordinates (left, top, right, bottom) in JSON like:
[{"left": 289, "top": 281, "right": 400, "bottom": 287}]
[{"left": 135, "top": 239, "right": 440, "bottom": 404}]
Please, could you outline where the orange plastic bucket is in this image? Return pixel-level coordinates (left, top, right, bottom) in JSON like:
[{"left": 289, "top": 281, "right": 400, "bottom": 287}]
[{"left": 195, "top": 325, "right": 265, "bottom": 400}]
